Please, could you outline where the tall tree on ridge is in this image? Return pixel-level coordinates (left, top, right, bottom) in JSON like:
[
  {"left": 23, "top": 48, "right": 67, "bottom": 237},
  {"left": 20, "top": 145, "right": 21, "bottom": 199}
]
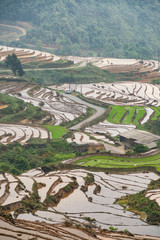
[{"left": 5, "top": 54, "right": 25, "bottom": 76}]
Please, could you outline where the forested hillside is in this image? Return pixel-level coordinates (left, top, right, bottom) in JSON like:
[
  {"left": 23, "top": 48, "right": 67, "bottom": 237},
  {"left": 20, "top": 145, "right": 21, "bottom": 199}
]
[{"left": 0, "top": 0, "right": 160, "bottom": 58}]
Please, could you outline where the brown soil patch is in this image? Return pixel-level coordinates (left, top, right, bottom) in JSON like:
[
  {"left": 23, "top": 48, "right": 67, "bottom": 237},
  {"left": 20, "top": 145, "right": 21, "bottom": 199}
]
[{"left": 0, "top": 104, "right": 8, "bottom": 110}]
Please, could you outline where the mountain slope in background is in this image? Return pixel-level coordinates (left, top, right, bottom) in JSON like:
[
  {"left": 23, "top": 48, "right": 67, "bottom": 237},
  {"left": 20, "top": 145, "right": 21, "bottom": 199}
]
[{"left": 0, "top": 0, "right": 160, "bottom": 58}]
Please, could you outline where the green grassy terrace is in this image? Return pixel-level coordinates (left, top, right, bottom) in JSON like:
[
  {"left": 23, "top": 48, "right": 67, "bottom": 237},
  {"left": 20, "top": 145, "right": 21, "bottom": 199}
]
[
  {"left": 0, "top": 93, "right": 46, "bottom": 123},
  {"left": 45, "top": 125, "right": 67, "bottom": 139},
  {"left": 74, "top": 154, "right": 160, "bottom": 171},
  {"left": 107, "top": 105, "right": 160, "bottom": 125}
]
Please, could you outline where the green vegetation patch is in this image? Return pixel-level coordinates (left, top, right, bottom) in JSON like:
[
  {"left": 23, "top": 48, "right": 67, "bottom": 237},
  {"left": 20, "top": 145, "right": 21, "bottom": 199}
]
[
  {"left": 117, "top": 178, "right": 160, "bottom": 225},
  {"left": 145, "top": 118, "right": 160, "bottom": 136},
  {"left": 74, "top": 154, "right": 160, "bottom": 171},
  {"left": 132, "top": 107, "right": 146, "bottom": 125},
  {"left": 0, "top": 139, "right": 76, "bottom": 175},
  {"left": 45, "top": 125, "right": 67, "bottom": 139},
  {"left": 22, "top": 59, "right": 74, "bottom": 69},
  {"left": 151, "top": 107, "right": 160, "bottom": 121},
  {"left": 107, "top": 105, "right": 160, "bottom": 128},
  {"left": 108, "top": 106, "right": 126, "bottom": 124},
  {"left": 0, "top": 93, "right": 46, "bottom": 123},
  {"left": 122, "top": 106, "right": 135, "bottom": 124},
  {"left": 21, "top": 65, "right": 140, "bottom": 85}
]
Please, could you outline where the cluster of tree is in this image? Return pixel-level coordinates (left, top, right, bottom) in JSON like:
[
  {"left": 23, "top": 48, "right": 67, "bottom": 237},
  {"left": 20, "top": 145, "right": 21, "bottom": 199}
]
[
  {"left": 0, "top": 0, "right": 160, "bottom": 58},
  {"left": 0, "top": 139, "right": 75, "bottom": 175},
  {"left": 5, "top": 54, "right": 24, "bottom": 76}
]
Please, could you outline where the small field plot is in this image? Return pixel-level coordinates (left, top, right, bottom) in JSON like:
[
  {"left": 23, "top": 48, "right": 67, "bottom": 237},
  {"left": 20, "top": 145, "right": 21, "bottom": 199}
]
[
  {"left": 85, "top": 121, "right": 135, "bottom": 137},
  {"left": 151, "top": 107, "right": 160, "bottom": 120},
  {"left": 132, "top": 107, "right": 146, "bottom": 125},
  {"left": 75, "top": 154, "right": 160, "bottom": 171},
  {"left": 67, "top": 132, "right": 98, "bottom": 145},
  {"left": 122, "top": 106, "right": 135, "bottom": 124},
  {"left": 108, "top": 106, "right": 126, "bottom": 123},
  {"left": 45, "top": 125, "right": 67, "bottom": 139},
  {"left": 0, "top": 124, "right": 50, "bottom": 145}
]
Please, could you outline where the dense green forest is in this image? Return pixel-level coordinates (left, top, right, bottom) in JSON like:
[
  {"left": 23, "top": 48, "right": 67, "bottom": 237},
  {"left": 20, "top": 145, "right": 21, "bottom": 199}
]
[{"left": 0, "top": 0, "right": 160, "bottom": 58}]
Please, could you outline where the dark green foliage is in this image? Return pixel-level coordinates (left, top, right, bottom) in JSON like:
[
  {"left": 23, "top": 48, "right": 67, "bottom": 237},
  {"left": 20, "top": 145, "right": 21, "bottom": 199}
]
[
  {"left": 149, "top": 178, "right": 160, "bottom": 190},
  {"left": 5, "top": 54, "right": 24, "bottom": 76},
  {"left": 152, "top": 79, "right": 160, "bottom": 84},
  {"left": 127, "top": 191, "right": 160, "bottom": 225},
  {"left": 0, "top": 1, "right": 160, "bottom": 58},
  {"left": 24, "top": 65, "right": 135, "bottom": 85},
  {"left": 62, "top": 180, "right": 78, "bottom": 193},
  {"left": 118, "top": 178, "right": 160, "bottom": 225},
  {"left": 147, "top": 211, "right": 160, "bottom": 224},
  {"left": 133, "top": 144, "right": 149, "bottom": 153},
  {"left": 0, "top": 139, "right": 76, "bottom": 175},
  {"left": 145, "top": 119, "right": 160, "bottom": 136},
  {"left": 45, "top": 195, "right": 57, "bottom": 205},
  {"left": 0, "top": 93, "right": 46, "bottom": 123},
  {"left": 84, "top": 173, "right": 95, "bottom": 185}
]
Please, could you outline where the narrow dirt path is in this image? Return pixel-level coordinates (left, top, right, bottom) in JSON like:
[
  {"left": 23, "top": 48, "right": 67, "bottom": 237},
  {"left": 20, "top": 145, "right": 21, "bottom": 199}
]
[{"left": 0, "top": 24, "right": 26, "bottom": 37}]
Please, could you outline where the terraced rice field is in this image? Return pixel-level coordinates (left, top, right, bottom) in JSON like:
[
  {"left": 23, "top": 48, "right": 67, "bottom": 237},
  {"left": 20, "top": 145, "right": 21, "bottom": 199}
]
[
  {"left": 146, "top": 189, "right": 160, "bottom": 206},
  {"left": 0, "top": 46, "right": 60, "bottom": 63},
  {"left": 0, "top": 82, "right": 87, "bottom": 125},
  {"left": 0, "top": 124, "right": 50, "bottom": 144},
  {"left": 93, "top": 58, "right": 159, "bottom": 72},
  {"left": 85, "top": 121, "right": 136, "bottom": 137},
  {"left": 0, "top": 169, "right": 160, "bottom": 236},
  {"left": 57, "top": 82, "right": 160, "bottom": 107},
  {"left": 67, "top": 132, "right": 98, "bottom": 145},
  {"left": 0, "top": 46, "right": 159, "bottom": 75},
  {"left": 62, "top": 56, "right": 159, "bottom": 73},
  {"left": 56, "top": 82, "right": 160, "bottom": 126},
  {"left": 0, "top": 218, "right": 99, "bottom": 240},
  {"left": 75, "top": 154, "right": 160, "bottom": 171},
  {"left": 107, "top": 105, "right": 160, "bottom": 125}
]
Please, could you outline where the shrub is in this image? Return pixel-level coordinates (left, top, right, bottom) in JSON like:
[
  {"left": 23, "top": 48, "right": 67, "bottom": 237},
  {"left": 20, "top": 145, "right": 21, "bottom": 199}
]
[{"left": 133, "top": 144, "right": 149, "bottom": 153}]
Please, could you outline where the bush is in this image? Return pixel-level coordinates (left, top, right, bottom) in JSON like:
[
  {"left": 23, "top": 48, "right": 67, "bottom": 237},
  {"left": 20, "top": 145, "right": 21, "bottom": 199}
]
[{"left": 133, "top": 144, "right": 149, "bottom": 153}]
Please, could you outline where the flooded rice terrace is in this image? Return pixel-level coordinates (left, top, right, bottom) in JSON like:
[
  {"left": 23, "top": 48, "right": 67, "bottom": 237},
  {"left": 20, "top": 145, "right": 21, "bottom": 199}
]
[{"left": 1, "top": 169, "right": 160, "bottom": 237}]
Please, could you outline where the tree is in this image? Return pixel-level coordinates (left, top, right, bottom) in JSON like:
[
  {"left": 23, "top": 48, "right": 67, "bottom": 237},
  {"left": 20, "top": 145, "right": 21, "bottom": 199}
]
[
  {"left": 5, "top": 54, "right": 24, "bottom": 76},
  {"left": 133, "top": 144, "right": 149, "bottom": 153}
]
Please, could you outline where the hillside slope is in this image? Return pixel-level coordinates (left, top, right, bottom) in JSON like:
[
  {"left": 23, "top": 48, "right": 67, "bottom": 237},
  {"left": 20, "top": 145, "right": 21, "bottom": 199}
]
[{"left": 0, "top": 0, "right": 160, "bottom": 58}]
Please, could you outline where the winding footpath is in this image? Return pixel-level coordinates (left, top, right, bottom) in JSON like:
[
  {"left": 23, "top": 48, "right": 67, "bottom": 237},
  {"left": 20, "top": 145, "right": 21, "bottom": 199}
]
[
  {"left": 62, "top": 93, "right": 126, "bottom": 154},
  {"left": 62, "top": 93, "right": 106, "bottom": 130}
]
